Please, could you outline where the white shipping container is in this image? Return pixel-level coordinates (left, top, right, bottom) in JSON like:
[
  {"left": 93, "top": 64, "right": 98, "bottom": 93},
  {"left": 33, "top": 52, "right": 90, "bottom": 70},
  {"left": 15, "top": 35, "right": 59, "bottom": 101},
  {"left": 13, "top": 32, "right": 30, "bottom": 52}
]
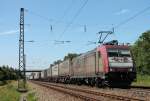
[
  {"left": 72, "top": 49, "right": 97, "bottom": 77},
  {"left": 29, "top": 75, "right": 33, "bottom": 79},
  {"left": 41, "top": 70, "right": 45, "bottom": 78},
  {"left": 59, "top": 60, "right": 70, "bottom": 76},
  {"left": 84, "top": 52, "right": 96, "bottom": 76},
  {"left": 52, "top": 64, "right": 59, "bottom": 77},
  {"left": 72, "top": 55, "right": 85, "bottom": 76},
  {"left": 47, "top": 67, "right": 52, "bottom": 77},
  {"left": 44, "top": 70, "right": 47, "bottom": 78},
  {"left": 34, "top": 72, "right": 40, "bottom": 79}
]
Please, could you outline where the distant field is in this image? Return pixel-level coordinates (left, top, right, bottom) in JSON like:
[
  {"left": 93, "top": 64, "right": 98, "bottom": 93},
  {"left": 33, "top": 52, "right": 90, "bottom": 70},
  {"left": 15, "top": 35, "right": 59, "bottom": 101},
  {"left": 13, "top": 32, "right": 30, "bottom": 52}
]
[
  {"left": 0, "top": 81, "right": 20, "bottom": 101},
  {"left": 132, "top": 74, "right": 150, "bottom": 86}
]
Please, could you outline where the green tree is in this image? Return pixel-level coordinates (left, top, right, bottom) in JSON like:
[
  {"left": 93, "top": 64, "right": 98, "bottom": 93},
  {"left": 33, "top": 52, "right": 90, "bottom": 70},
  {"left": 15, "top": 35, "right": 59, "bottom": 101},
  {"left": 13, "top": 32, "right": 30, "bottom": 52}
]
[
  {"left": 0, "top": 65, "right": 19, "bottom": 81},
  {"left": 64, "top": 53, "right": 80, "bottom": 61},
  {"left": 0, "top": 71, "right": 4, "bottom": 80},
  {"left": 53, "top": 59, "right": 62, "bottom": 65},
  {"left": 131, "top": 30, "right": 150, "bottom": 74}
]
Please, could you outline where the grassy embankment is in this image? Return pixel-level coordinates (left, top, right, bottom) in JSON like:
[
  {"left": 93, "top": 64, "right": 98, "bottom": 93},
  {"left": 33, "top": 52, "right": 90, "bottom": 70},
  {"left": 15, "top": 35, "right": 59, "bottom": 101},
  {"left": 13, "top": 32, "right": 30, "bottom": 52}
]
[
  {"left": 132, "top": 74, "right": 150, "bottom": 86},
  {"left": 26, "top": 82, "right": 37, "bottom": 101},
  {"left": 0, "top": 81, "right": 20, "bottom": 101},
  {"left": 26, "top": 92, "right": 37, "bottom": 101},
  {"left": 0, "top": 81, "right": 37, "bottom": 101}
]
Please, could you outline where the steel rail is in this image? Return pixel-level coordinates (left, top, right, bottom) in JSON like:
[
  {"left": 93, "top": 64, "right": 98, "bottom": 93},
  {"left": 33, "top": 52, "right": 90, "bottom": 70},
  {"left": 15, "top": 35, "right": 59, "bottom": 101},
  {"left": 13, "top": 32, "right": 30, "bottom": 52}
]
[
  {"left": 31, "top": 81, "right": 144, "bottom": 101},
  {"left": 32, "top": 81, "right": 102, "bottom": 101},
  {"left": 131, "top": 86, "right": 150, "bottom": 89}
]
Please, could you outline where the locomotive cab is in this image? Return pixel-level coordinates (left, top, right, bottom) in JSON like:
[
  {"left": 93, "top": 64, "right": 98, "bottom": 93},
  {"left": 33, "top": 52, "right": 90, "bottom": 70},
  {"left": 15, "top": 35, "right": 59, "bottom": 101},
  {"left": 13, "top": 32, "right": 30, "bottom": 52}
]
[
  {"left": 98, "top": 41, "right": 136, "bottom": 87},
  {"left": 107, "top": 48, "right": 134, "bottom": 71}
]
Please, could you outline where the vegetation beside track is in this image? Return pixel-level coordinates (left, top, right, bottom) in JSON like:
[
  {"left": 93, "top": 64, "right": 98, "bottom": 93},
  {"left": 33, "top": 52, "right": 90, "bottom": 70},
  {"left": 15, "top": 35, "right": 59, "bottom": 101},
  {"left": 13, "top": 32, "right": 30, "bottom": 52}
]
[
  {"left": 131, "top": 30, "right": 150, "bottom": 87},
  {"left": 26, "top": 82, "right": 37, "bottom": 101},
  {"left": 26, "top": 92, "right": 37, "bottom": 101},
  {"left": 0, "top": 65, "right": 23, "bottom": 86},
  {"left": 0, "top": 81, "right": 20, "bottom": 101},
  {"left": 131, "top": 30, "right": 150, "bottom": 75},
  {"left": 132, "top": 74, "right": 150, "bottom": 86},
  {"left": 0, "top": 81, "right": 37, "bottom": 101},
  {"left": 0, "top": 80, "right": 7, "bottom": 86}
]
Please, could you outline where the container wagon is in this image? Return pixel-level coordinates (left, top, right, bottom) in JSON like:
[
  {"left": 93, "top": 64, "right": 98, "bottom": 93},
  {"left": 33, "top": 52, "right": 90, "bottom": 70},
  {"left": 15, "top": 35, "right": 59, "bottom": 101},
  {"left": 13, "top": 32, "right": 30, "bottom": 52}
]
[
  {"left": 58, "top": 59, "right": 71, "bottom": 83},
  {"left": 51, "top": 64, "right": 59, "bottom": 82}
]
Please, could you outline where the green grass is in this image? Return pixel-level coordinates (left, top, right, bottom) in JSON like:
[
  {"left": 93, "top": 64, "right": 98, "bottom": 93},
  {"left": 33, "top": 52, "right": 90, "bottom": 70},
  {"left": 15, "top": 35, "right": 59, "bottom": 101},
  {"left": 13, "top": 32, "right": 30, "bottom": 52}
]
[
  {"left": 26, "top": 82, "right": 37, "bottom": 101},
  {"left": 0, "top": 81, "right": 21, "bottom": 101},
  {"left": 18, "top": 79, "right": 28, "bottom": 90},
  {"left": 0, "top": 81, "right": 6, "bottom": 86},
  {"left": 132, "top": 74, "right": 150, "bottom": 86},
  {"left": 27, "top": 92, "right": 37, "bottom": 101},
  {"left": 0, "top": 81, "right": 38, "bottom": 101}
]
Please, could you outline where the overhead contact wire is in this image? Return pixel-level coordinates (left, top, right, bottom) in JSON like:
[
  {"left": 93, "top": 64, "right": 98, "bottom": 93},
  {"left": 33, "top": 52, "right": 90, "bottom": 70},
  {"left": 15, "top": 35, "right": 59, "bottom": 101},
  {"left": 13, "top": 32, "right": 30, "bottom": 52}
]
[{"left": 57, "top": 0, "right": 89, "bottom": 40}]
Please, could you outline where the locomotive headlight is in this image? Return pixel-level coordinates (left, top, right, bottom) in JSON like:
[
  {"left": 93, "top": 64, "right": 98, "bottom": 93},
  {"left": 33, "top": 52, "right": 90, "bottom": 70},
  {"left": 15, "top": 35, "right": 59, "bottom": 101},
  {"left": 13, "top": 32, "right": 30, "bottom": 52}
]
[
  {"left": 110, "top": 68, "right": 113, "bottom": 71},
  {"left": 129, "top": 68, "right": 132, "bottom": 71}
]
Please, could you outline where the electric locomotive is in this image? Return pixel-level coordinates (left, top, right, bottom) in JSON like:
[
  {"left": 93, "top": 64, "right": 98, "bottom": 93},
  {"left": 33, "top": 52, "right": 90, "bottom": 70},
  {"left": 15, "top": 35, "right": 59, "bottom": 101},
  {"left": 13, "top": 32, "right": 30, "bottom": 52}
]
[{"left": 95, "top": 40, "right": 136, "bottom": 87}]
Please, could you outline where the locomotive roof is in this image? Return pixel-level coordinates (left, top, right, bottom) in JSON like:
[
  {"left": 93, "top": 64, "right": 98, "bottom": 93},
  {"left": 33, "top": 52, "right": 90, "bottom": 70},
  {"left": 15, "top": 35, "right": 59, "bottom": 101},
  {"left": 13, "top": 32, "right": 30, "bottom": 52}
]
[{"left": 101, "top": 44, "right": 129, "bottom": 49}]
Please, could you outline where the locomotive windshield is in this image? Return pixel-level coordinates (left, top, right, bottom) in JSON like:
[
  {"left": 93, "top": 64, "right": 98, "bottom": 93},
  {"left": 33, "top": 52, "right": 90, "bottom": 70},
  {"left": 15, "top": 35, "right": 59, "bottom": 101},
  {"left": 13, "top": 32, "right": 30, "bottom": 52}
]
[
  {"left": 108, "top": 49, "right": 131, "bottom": 57},
  {"left": 107, "top": 49, "right": 133, "bottom": 68}
]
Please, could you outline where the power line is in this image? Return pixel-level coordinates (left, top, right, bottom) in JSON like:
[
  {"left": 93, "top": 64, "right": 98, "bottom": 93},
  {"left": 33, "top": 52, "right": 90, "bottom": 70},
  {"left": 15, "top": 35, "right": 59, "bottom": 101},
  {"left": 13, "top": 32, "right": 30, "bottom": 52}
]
[
  {"left": 50, "top": 0, "right": 75, "bottom": 32},
  {"left": 24, "top": 2, "right": 150, "bottom": 47},
  {"left": 25, "top": 9, "right": 53, "bottom": 22},
  {"left": 54, "top": 40, "right": 71, "bottom": 44},
  {"left": 99, "top": 5, "right": 150, "bottom": 44},
  {"left": 53, "top": 0, "right": 75, "bottom": 26},
  {"left": 57, "top": 0, "right": 89, "bottom": 40},
  {"left": 114, "top": 5, "right": 150, "bottom": 29},
  {"left": 25, "top": 8, "right": 84, "bottom": 27},
  {"left": 86, "top": 41, "right": 97, "bottom": 45}
]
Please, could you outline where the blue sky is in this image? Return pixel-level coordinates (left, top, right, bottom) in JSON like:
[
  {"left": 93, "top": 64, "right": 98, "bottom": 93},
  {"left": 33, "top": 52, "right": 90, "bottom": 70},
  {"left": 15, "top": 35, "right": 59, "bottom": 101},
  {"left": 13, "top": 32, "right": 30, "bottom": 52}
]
[{"left": 0, "top": 0, "right": 150, "bottom": 70}]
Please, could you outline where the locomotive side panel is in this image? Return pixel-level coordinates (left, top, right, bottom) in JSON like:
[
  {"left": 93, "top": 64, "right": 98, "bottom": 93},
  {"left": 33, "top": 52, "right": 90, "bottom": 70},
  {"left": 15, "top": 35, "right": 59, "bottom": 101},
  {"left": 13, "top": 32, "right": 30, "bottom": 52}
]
[
  {"left": 96, "top": 51, "right": 104, "bottom": 73},
  {"left": 99, "top": 46, "right": 109, "bottom": 73}
]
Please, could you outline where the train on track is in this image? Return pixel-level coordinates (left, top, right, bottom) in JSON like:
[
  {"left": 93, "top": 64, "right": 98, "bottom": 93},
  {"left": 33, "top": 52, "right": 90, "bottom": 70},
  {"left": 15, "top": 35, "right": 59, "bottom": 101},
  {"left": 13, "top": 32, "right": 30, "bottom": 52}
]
[{"left": 31, "top": 40, "right": 136, "bottom": 87}]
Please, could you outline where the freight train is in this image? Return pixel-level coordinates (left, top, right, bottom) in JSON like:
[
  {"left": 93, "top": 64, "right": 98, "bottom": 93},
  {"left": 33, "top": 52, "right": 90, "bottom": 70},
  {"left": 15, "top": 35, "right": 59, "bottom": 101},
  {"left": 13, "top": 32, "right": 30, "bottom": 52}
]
[{"left": 32, "top": 40, "right": 136, "bottom": 87}]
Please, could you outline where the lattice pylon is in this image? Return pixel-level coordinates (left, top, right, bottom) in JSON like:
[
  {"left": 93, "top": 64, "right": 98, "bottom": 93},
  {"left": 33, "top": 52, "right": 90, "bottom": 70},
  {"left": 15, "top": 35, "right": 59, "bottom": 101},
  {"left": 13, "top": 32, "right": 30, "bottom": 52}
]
[{"left": 18, "top": 8, "right": 27, "bottom": 92}]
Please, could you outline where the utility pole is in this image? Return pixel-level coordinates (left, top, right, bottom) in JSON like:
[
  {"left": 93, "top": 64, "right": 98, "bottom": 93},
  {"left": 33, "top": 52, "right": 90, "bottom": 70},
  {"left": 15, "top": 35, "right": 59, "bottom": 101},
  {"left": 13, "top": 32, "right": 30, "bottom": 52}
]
[{"left": 18, "top": 8, "right": 27, "bottom": 92}]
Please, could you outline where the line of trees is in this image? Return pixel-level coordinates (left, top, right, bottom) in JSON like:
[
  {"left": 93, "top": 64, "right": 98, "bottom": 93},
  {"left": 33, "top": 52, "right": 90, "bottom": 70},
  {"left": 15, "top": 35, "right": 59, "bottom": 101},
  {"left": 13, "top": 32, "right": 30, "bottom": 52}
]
[
  {"left": 131, "top": 30, "right": 150, "bottom": 75},
  {"left": 0, "top": 65, "right": 19, "bottom": 81},
  {"left": 52, "top": 53, "right": 80, "bottom": 65}
]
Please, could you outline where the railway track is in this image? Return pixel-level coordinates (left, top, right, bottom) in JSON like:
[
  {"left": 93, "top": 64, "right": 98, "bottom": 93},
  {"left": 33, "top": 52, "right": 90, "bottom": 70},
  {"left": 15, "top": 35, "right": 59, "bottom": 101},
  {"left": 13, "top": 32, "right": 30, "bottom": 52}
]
[
  {"left": 131, "top": 86, "right": 150, "bottom": 89},
  {"left": 108, "top": 87, "right": 150, "bottom": 100},
  {"left": 31, "top": 81, "right": 145, "bottom": 101}
]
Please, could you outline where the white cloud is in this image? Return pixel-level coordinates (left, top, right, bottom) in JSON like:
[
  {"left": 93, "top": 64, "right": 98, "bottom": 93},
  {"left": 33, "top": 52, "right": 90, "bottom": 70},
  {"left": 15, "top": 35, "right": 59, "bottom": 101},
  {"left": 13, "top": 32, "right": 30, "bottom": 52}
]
[
  {"left": 115, "top": 9, "right": 130, "bottom": 15},
  {"left": 0, "top": 30, "right": 19, "bottom": 36}
]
